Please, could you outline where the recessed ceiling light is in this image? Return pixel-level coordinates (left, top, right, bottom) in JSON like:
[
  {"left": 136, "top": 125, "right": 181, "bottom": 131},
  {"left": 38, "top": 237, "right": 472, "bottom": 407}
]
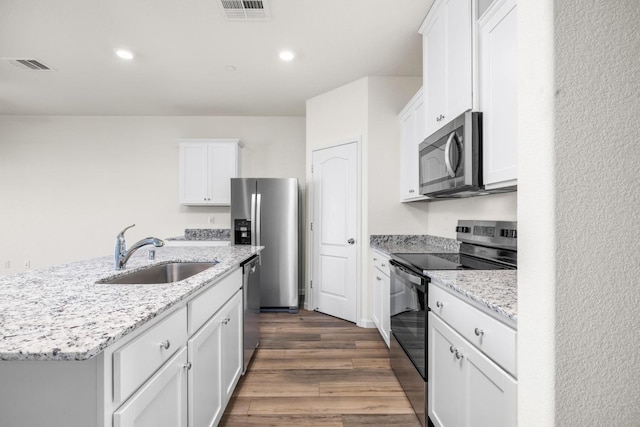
[
  {"left": 279, "top": 50, "right": 295, "bottom": 62},
  {"left": 114, "top": 48, "right": 135, "bottom": 60}
]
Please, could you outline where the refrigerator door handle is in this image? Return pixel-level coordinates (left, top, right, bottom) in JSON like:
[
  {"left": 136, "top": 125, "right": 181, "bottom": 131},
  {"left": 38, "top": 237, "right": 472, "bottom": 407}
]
[
  {"left": 256, "top": 193, "right": 262, "bottom": 246},
  {"left": 251, "top": 193, "right": 256, "bottom": 246}
]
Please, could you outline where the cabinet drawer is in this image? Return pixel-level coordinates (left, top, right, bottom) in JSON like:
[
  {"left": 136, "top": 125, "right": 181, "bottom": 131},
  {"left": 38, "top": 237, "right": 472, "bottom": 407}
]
[
  {"left": 188, "top": 268, "right": 242, "bottom": 335},
  {"left": 372, "top": 251, "right": 391, "bottom": 277},
  {"left": 429, "top": 284, "right": 517, "bottom": 377},
  {"left": 113, "top": 306, "right": 188, "bottom": 404}
]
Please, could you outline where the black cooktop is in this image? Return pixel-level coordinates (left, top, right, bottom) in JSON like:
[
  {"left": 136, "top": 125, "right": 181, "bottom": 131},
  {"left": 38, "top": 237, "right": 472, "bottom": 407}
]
[{"left": 391, "top": 252, "right": 515, "bottom": 274}]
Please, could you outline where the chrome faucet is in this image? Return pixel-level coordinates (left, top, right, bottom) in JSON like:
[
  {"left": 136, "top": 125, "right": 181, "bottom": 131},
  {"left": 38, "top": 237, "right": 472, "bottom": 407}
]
[{"left": 115, "top": 224, "right": 165, "bottom": 270}]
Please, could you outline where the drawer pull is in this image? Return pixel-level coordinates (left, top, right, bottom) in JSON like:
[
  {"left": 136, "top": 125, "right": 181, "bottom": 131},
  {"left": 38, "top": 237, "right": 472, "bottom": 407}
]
[
  {"left": 159, "top": 340, "right": 171, "bottom": 350},
  {"left": 436, "top": 301, "right": 444, "bottom": 308},
  {"left": 373, "top": 257, "right": 378, "bottom": 261},
  {"left": 381, "top": 263, "right": 386, "bottom": 267},
  {"left": 474, "top": 328, "right": 484, "bottom": 336},
  {"left": 222, "top": 317, "right": 231, "bottom": 325},
  {"left": 183, "top": 362, "right": 192, "bottom": 371},
  {"left": 449, "top": 345, "right": 456, "bottom": 353}
]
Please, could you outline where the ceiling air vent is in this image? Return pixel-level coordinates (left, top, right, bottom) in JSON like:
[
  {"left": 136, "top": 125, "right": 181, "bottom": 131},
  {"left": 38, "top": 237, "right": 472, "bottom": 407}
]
[
  {"left": 218, "top": 0, "right": 270, "bottom": 20},
  {"left": 1, "top": 58, "right": 54, "bottom": 71}
]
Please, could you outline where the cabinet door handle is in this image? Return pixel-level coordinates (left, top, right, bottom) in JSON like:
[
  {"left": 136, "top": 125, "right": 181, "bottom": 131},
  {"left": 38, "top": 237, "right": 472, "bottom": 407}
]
[
  {"left": 222, "top": 316, "right": 231, "bottom": 325},
  {"left": 409, "top": 189, "right": 415, "bottom": 193},
  {"left": 183, "top": 362, "right": 192, "bottom": 370},
  {"left": 376, "top": 276, "right": 382, "bottom": 281},
  {"left": 159, "top": 340, "right": 171, "bottom": 350},
  {"left": 474, "top": 328, "right": 484, "bottom": 336},
  {"left": 436, "top": 301, "right": 444, "bottom": 308},
  {"left": 449, "top": 345, "right": 463, "bottom": 360}
]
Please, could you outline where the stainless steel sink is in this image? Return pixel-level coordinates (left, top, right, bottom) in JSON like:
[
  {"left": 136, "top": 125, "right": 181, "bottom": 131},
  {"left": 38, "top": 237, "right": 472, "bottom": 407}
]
[{"left": 99, "top": 262, "right": 218, "bottom": 284}]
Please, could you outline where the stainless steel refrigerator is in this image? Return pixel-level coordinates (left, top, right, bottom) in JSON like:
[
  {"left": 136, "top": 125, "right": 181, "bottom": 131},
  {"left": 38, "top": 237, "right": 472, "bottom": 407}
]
[{"left": 231, "top": 178, "right": 299, "bottom": 312}]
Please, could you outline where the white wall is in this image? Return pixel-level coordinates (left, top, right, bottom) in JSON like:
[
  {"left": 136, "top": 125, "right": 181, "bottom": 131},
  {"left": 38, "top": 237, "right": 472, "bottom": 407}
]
[
  {"left": 420, "top": 192, "right": 517, "bottom": 238},
  {"left": 519, "top": 0, "right": 640, "bottom": 425},
  {"left": 305, "top": 76, "right": 518, "bottom": 325},
  {"left": 0, "top": 115, "right": 305, "bottom": 275},
  {"left": 305, "top": 76, "right": 426, "bottom": 323}
]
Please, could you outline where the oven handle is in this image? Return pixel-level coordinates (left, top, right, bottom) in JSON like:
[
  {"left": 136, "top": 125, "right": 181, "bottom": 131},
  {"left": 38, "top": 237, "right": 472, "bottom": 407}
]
[{"left": 389, "top": 260, "right": 427, "bottom": 290}]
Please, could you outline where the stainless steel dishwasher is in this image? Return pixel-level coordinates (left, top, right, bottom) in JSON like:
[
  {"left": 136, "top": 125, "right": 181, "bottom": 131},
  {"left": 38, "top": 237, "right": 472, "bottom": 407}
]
[{"left": 242, "top": 255, "right": 260, "bottom": 373}]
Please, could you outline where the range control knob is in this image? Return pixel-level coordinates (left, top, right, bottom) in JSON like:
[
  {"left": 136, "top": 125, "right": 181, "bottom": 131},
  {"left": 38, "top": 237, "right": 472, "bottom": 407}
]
[{"left": 500, "top": 229, "right": 518, "bottom": 238}]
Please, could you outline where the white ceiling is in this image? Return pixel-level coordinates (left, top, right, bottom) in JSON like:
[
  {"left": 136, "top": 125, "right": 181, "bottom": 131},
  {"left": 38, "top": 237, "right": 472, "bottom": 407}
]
[{"left": 0, "top": 0, "right": 431, "bottom": 116}]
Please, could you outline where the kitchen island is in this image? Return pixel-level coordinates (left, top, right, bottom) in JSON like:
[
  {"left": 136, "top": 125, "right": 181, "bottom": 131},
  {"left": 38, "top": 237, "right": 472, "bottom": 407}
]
[{"left": 0, "top": 245, "right": 261, "bottom": 427}]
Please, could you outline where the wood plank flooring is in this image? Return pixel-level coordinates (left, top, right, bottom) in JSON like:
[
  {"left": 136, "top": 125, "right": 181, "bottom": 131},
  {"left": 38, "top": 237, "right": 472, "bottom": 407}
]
[{"left": 220, "top": 309, "right": 421, "bottom": 427}]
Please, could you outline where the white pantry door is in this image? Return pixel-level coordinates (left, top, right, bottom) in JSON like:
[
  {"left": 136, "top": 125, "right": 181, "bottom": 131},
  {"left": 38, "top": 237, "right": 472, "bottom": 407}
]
[{"left": 311, "top": 142, "right": 359, "bottom": 323}]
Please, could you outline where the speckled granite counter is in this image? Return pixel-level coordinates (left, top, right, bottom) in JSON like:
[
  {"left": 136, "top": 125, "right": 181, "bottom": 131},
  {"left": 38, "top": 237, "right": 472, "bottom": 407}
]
[
  {"left": 370, "top": 234, "right": 460, "bottom": 254},
  {"left": 370, "top": 234, "right": 516, "bottom": 327},
  {"left": 166, "top": 228, "right": 231, "bottom": 242},
  {"left": 427, "top": 270, "right": 517, "bottom": 326},
  {"left": 0, "top": 245, "right": 260, "bottom": 361}
]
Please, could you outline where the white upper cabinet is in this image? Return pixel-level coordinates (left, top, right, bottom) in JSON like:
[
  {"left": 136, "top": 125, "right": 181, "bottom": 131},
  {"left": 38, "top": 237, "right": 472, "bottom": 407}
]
[
  {"left": 179, "top": 139, "right": 242, "bottom": 206},
  {"left": 400, "top": 87, "right": 429, "bottom": 202},
  {"left": 420, "top": 0, "right": 473, "bottom": 137},
  {"left": 479, "top": 0, "right": 518, "bottom": 189}
]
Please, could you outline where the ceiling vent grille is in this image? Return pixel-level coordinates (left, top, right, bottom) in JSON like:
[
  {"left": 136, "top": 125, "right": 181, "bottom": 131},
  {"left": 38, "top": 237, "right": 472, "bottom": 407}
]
[
  {"left": 1, "top": 58, "right": 53, "bottom": 71},
  {"left": 218, "top": 0, "right": 270, "bottom": 20}
]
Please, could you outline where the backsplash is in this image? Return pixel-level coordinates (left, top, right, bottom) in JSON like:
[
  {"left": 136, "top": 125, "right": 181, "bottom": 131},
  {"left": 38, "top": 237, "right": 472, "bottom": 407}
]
[
  {"left": 184, "top": 228, "right": 231, "bottom": 240},
  {"left": 370, "top": 234, "right": 460, "bottom": 253}
]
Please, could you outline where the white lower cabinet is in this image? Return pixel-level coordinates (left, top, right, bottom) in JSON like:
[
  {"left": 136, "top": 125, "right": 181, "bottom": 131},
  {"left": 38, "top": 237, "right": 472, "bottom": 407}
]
[
  {"left": 371, "top": 250, "right": 391, "bottom": 347},
  {"left": 428, "top": 312, "right": 516, "bottom": 427},
  {"left": 113, "top": 347, "right": 188, "bottom": 427},
  {"left": 221, "top": 292, "right": 243, "bottom": 401},
  {"left": 188, "top": 290, "right": 243, "bottom": 427},
  {"left": 113, "top": 268, "right": 243, "bottom": 427}
]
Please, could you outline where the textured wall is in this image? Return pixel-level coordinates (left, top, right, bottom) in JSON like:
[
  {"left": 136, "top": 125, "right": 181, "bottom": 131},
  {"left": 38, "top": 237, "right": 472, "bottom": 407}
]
[
  {"left": 554, "top": 0, "right": 640, "bottom": 424},
  {"left": 519, "top": 0, "right": 640, "bottom": 425}
]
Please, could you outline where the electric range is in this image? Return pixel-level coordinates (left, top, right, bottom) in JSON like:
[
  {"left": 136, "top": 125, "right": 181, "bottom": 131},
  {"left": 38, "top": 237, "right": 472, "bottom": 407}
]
[{"left": 388, "top": 220, "right": 517, "bottom": 427}]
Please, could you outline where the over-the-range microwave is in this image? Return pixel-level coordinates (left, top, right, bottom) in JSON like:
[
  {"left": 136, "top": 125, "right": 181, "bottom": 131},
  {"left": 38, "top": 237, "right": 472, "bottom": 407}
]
[{"left": 418, "top": 110, "right": 485, "bottom": 198}]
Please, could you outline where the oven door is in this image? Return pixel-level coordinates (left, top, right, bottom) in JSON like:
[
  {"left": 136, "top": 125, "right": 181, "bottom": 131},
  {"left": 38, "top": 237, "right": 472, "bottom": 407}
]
[
  {"left": 389, "top": 261, "right": 427, "bottom": 378},
  {"left": 389, "top": 260, "right": 428, "bottom": 426},
  {"left": 418, "top": 110, "right": 481, "bottom": 197}
]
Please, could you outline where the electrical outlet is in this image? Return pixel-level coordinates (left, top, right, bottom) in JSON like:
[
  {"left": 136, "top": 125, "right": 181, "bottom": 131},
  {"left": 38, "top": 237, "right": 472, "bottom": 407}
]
[
  {"left": 208, "top": 216, "right": 215, "bottom": 224},
  {"left": 4, "top": 260, "right": 10, "bottom": 269}
]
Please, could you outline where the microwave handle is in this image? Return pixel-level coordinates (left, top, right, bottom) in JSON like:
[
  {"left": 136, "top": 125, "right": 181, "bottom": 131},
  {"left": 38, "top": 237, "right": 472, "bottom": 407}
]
[{"left": 444, "top": 131, "right": 457, "bottom": 177}]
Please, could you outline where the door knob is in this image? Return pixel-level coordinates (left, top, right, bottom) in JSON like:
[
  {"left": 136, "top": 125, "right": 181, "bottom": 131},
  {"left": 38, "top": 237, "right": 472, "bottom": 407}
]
[{"left": 347, "top": 238, "right": 355, "bottom": 245}]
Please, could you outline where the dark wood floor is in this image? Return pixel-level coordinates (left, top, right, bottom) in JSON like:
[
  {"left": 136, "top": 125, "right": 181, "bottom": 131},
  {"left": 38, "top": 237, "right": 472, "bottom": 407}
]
[{"left": 220, "top": 309, "right": 421, "bottom": 427}]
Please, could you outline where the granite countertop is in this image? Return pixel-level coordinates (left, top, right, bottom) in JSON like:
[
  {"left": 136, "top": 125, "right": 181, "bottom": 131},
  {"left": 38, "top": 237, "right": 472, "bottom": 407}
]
[
  {"left": 427, "top": 270, "right": 517, "bottom": 326},
  {"left": 0, "top": 245, "right": 260, "bottom": 362},
  {"left": 370, "top": 234, "right": 517, "bottom": 326},
  {"left": 166, "top": 228, "right": 231, "bottom": 242},
  {"left": 370, "top": 234, "right": 460, "bottom": 254}
]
